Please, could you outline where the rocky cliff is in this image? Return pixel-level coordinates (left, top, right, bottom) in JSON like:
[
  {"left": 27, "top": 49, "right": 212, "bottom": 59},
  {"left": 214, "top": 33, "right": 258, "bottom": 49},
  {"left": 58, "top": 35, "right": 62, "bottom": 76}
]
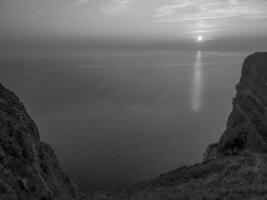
[
  {"left": 0, "top": 83, "right": 85, "bottom": 200},
  {"left": 218, "top": 52, "right": 267, "bottom": 155}
]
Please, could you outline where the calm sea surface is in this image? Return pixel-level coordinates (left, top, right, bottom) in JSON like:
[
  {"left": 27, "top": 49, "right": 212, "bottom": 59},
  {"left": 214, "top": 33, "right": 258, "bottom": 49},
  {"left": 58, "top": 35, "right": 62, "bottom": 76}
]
[{"left": 0, "top": 49, "right": 248, "bottom": 191}]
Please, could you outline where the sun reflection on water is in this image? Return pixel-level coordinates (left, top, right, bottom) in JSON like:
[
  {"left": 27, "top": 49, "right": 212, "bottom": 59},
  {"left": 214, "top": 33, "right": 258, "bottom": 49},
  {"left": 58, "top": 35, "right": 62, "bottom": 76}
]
[{"left": 191, "top": 50, "right": 204, "bottom": 112}]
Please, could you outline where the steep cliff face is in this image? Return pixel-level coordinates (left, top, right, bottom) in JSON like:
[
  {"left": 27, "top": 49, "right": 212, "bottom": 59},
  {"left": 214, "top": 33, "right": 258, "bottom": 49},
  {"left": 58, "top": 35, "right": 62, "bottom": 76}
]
[
  {"left": 0, "top": 83, "right": 85, "bottom": 200},
  {"left": 218, "top": 52, "right": 267, "bottom": 155}
]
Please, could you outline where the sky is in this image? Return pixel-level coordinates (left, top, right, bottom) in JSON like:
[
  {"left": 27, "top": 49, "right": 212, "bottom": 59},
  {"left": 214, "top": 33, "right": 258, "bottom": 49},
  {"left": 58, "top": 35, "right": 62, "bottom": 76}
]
[{"left": 1, "top": 0, "right": 267, "bottom": 50}]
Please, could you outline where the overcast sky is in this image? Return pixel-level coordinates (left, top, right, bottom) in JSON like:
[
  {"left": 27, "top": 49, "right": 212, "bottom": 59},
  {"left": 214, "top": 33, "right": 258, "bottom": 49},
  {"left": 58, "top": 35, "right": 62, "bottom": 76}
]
[{"left": 1, "top": 0, "right": 267, "bottom": 49}]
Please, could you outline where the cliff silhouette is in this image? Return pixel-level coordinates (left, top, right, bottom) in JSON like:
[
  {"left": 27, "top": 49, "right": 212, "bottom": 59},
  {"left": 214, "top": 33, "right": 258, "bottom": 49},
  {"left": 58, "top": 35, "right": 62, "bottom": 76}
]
[{"left": 0, "top": 83, "right": 86, "bottom": 199}]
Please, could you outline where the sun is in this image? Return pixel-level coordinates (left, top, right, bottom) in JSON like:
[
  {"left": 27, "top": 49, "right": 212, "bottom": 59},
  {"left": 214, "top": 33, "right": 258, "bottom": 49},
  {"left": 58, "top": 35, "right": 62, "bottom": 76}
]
[{"left": 197, "top": 36, "right": 203, "bottom": 42}]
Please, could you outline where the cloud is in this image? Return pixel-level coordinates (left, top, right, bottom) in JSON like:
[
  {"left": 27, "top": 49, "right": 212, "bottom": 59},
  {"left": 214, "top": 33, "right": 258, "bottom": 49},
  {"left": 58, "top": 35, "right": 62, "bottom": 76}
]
[
  {"left": 72, "top": 0, "right": 89, "bottom": 6},
  {"left": 190, "top": 29, "right": 223, "bottom": 34},
  {"left": 154, "top": 0, "right": 267, "bottom": 22},
  {"left": 230, "top": 0, "right": 239, "bottom": 6},
  {"left": 102, "top": 0, "right": 134, "bottom": 17}
]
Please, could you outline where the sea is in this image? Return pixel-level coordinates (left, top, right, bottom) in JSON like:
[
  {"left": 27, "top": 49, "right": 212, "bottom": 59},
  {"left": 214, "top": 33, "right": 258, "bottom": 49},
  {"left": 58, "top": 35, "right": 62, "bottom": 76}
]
[{"left": 0, "top": 49, "right": 248, "bottom": 191}]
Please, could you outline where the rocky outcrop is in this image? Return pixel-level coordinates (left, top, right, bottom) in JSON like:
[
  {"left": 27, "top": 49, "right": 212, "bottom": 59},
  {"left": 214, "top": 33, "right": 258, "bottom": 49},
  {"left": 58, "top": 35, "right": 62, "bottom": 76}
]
[
  {"left": 202, "top": 143, "right": 218, "bottom": 162},
  {"left": 0, "top": 83, "right": 86, "bottom": 200},
  {"left": 218, "top": 52, "right": 267, "bottom": 156}
]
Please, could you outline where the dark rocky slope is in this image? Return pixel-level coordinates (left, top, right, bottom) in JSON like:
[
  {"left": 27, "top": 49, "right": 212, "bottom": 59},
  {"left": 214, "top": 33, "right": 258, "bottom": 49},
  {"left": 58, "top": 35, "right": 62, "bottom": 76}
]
[
  {"left": 93, "top": 52, "right": 267, "bottom": 200},
  {"left": 0, "top": 83, "right": 86, "bottom": 200},
  {"left": 113, "top": 153, "right": 267, "bottom": 200},
  {"left": 218, "top": 52, "right": 267, "bottom": 155}
]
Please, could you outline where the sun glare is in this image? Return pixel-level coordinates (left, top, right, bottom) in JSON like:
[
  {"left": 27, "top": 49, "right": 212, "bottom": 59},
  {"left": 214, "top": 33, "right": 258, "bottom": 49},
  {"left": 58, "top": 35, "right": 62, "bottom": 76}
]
[{"left": 197, "top": 36, "right": 203, "bottom": 42}]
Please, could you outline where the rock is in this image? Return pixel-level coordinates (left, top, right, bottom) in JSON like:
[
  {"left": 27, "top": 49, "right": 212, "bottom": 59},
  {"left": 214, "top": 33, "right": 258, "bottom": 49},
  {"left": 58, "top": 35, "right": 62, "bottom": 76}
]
[
  {"left": 218, "top": 52, "right": 267, "bottom": 156},
  {"left": 0, "top": 83, "right": 86, "bottom": 200},
  {"left": 202, "top": 142, "right": 218, "bottom": 162}
]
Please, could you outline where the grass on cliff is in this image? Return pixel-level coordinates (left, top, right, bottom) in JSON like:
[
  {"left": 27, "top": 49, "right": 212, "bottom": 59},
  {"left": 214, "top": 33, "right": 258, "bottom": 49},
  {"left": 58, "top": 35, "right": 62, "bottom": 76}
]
[{"left": 92, "top": 152, "right": 267, "bottom": 200}]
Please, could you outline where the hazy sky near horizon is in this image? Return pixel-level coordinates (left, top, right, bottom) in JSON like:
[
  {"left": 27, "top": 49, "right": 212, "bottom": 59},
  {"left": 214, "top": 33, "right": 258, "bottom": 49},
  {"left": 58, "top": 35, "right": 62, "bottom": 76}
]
[{"left": 1, "top": 0, "right": 267, "bottom": 47}]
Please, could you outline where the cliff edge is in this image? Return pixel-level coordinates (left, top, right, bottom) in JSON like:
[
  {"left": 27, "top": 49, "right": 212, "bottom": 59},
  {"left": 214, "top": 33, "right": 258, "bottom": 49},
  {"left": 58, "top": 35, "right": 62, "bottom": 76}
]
[
  {"left": 218, "top": 52, "right": 267, "bottom": 155},
  {"left": 0, "top": 83, "right": 85, "bottom": 199}
]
